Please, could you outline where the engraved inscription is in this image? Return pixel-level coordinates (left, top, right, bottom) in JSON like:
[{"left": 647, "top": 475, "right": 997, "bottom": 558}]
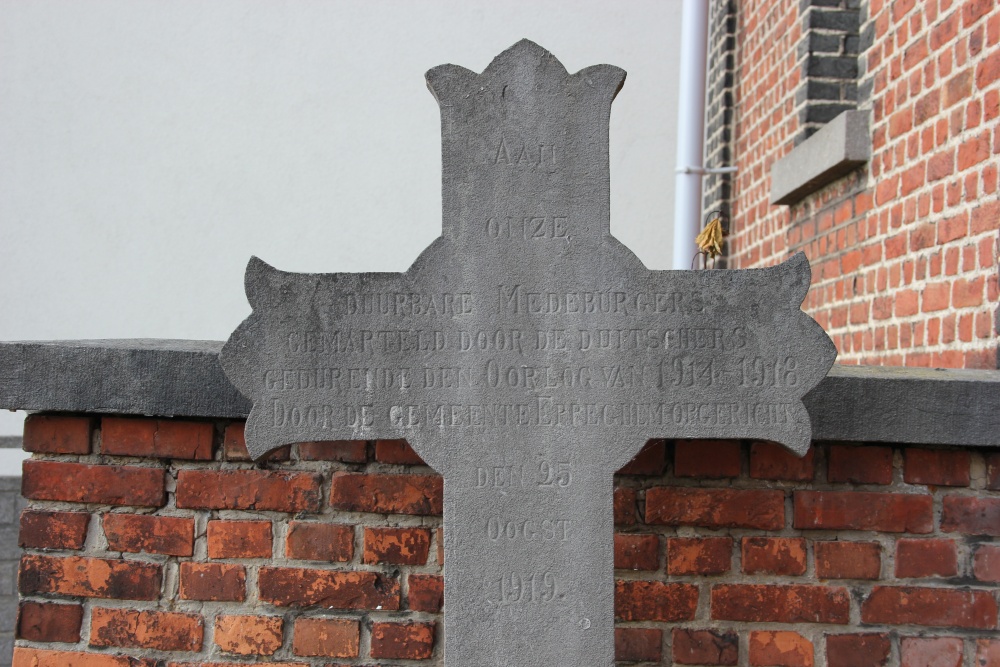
[
  {"left": 488, "top": 571, "right": 565, "bottom": 605},
  {"left": 487, "top": 215, "right": 569, "bottom": 240},
  {"left": 493, "top": 138, "right": 557, "bottom": 167}
]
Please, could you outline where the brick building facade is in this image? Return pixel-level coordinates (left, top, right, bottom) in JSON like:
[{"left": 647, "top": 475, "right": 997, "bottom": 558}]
[{"left": 705, "top": 0, "right": 1000, "bottom": 369}]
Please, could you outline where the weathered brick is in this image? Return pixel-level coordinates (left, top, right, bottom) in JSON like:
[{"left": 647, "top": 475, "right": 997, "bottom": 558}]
[
  {"left": 103, "top": 514, "right": 194, "bottom": 557},
  {"left": 330, "top": 472, "right": 442, "bottom": 515},
  {"left": 617, "top": 439, "right": 667, "bottom": 476},
  {"left": 13, "top": 648, "right": 156, "bottom": 667},
  {"left": 614, "top": 580, "right": 698, "bottom": 621},
  {"left": 89, "top": 607, "right": 203, "bottom": 651},
  {"left": 987, "top": 452, "right": 1000, "bottom": 490},
  {"left": 23, "top": 415, "right": 91, "bottom": 454},
  {"left": 904, "top": 448, "right": 971, "bottom": 486},
  {"left": 364, "top": 527, "right": 431, "bottom": 565},
  {"left": 671, "top": 628, "right": 739, "bottom": 666},
  {"left": 674, "top": 440, "right": 742, "bottom": 478},
  {"left": 826, "top": 634, "right": 891, "bottom": 667},
  {"left": 826, "top": 444, "right": 893, "bottom": 484},
  {"left": 17, "top": 601, "right": 83, "bottom": 643},
  {"left": 370, "top": 621, "right": 435, "bottom": 660},
  {"left": 814, "top": 541, "right": 881, "bottom": 579},
  {"left": 646, "top": 487, "right": 784, "bottom": 529},
  {"left": 19, "top": 554, "right": 161, "bottom": 600},
  {"left": 900, "top": 637, "right": 963, "bottom": 667},
  {"left": 214, "top": 615, "right": 282, "bottom": 656},
  {"left": 793, "top": 491, "right": 933, "bottom": 533},
  {"left": 742, "top": 537, "right": 807, "bottom": 575},
  {"left": 179, "top": 562, "right": 245, "bottom": 602},
  {"left": 22, "top": 460, "right": 166, "bottom": 507},
  {"left": 101, "top": 417, "right": 214, "bottom": 460},
  {"left": 222, "top": 422, "right": 289, "bottom": 461},
  {"left": 207, "top": 520, "right": 272, "bottom": 559},
  {"left": 614, "top": 487, "right": 637, "bottom": 525},
  {"left": 711, "top": 584, "right": 850, "bottom": 624},
  {"left": 176, "top": 470, "right": 322, "bottom": 512},
  {"left": 374, "top": 439, "right": 426, "bottom": 465},
  {"left": 862, "top": 586, "right": 998, "bottom": 628},
  {"left": 19, "top": 510, "right": 90, "bottom": 550},
  {"left": 667, "top": 537, "right": 733, "bottom": 575},
  {"left": 895, "top": 538, "right": 958, "bottom": 577},
  {"left": 614, "top": 533, "right": 659, "bottom": 570},
  {"left": 977, "top": 639, "right": 1000, "bottom": 667},
  {"left": 749, "top": 442, "right": 815, "bottom": 481},
  {"left": 292, "top": 617, "right": 360, "bottom": 658},
  {"left": 258, "top": 567, "right": 400, "bottom": 610},
  {"left": 408, "top": 573, "right": 444, "bottom": 612},
  {"left": 940, "top": 496, "right": 1000, "bottom": 535},
  {"left": 974, "top": 544, "right": 1000, "bottom": 582},
  {"left": 614, "top": 627, "right": 662, "bottom": 663},
  {"left": 749, "top": 631, "right": 813, "bottom": 667},
  {"left": 298, "top": 440, "right": 368, "bottom": 463},
  {"left": 167, "top": 662, "right": 305, "bottom": 667},
  {"left": 285, "top": 521, "right": 354, "bottom": 562}
]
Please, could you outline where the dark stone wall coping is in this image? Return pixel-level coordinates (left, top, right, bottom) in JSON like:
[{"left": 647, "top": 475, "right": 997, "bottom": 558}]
[{"left": 1, "top": 339, "right": 998, "bottom": 448}]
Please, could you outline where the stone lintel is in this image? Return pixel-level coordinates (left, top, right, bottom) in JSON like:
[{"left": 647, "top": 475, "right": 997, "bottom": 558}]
[
  {"left": 0, "top": 339, "right": 997, "bottom": 448},
  {"left": 770, "top": 110, "right": 871, "bottom": 205}
]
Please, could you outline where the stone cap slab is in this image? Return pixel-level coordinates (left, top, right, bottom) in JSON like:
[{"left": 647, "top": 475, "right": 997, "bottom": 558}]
[{"left": 0, "top": 339, "right": 998, "bottom": 448}]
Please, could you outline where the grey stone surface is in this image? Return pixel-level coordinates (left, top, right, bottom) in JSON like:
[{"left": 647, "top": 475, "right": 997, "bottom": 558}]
[
  {"left": 221, "top": 41, "right": 836, "bottom": 667},
  {"left": 0, "top": 339, "right": 250, "bottom": 419},
  {"left": 771, "top": 110, "right": 870, "bottom": 204}
]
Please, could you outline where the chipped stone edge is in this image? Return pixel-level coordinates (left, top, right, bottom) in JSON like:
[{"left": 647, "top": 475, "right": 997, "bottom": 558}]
[
  {"left": 1, "top": 339, "right": 998, "bottom": 448},
  {"left": 770, "top": 110, "right": 871, "bottom": 205}
]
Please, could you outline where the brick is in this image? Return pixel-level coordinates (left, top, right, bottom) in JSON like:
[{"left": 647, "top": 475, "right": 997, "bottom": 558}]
[
  {"left": 22, "top": 460, "right": 166, "bottom": 507},
  {"left": 19, "top": 554, "right": 161, "bottom": 600},
  {"left": 614, "top": 627, "right": 662, "bottom": 663},
  {"left": 374, "top": 439, "right": 426, "bottom": 465},
  {"left": 988, "top": 453, "right": 1000, "bottom": 490},
  {"left": 408, "top": 573, "right": 443, "bottom": 612},
  {"left": 617, "top": 439, "right": 667, "bottom": 476},
  {"left": 862, "top": 586, "right": 998, "bottom": 628},
  {"left": 214, "top": 615, "right": 282, "bottom": 656},
  {"left": 89, "top": 607, "right": 203, "bottom": 651},
  {"left": 370, "top": 621, "right": 435, "bottom": 660},
  {"left": 330, "top": 472, "right": 442, "bottom": 515},
  {"left": 974, "top": 544, "right": 1000, "bottom": 582},
  {"left": 614, "top": 487, "right": 637, "bottom": 525},
  {"left": 826, "top": 634, "right": 891, "bottom": 667},
  {"left": 176, "top": 470, "right": 322, "bottom": 512},
  {"left": 672, "top": 628, "right": 738, "bottom": 665},
  {"left": 222, "top": 422, "right": 289, "bottom": 461},
  {"left": 814, "top": 541, "right": 881, "bottom": 579},
  {"left": 793, "top": 491, "right": 933, "bottom": 533},
  {"left": 17, "top": 601, "right": 83, "bottom": 643},
  {"left": 827, "top": 444, "right": 893, "bottom": 484},
  {"left": 103, "top": 514, "right": 194, "bottom": 556},
  {"left": 895, "top": 538, "right": 958, "bottom": 577},
  {"left": 900, "top": 637, "right": 962, "bottom": 667},
  {"left": 23, "top": 415, "right": 91, "bottom": 454},
  {"left": 922, "top": 281, "right": 951, "bottom": 312},
  {"left": 286, "top": 521, "right": 354, "bottom": 562},
  {"left": 749, "top": 631, "right": 813, "bottom": 667},
  {"left": 646, "top": 487, "right": 784, "bottom": 529},
  {"left": 958, "top": 132, "right": 991, "bottom": 169},
  {"left": 667, "top": 537, "right": 733, "bottom": 575},
  {"left": 298, "top": 440, "right": 368, "bottom": 463},
  {"left": 750, "top": 442, "right": 815, "bottom": 481},
  {"left": 179, "top": 562, "right": 246, "bottom": 601},
  {"left": 13, "top": 648, "right": 157, "bottom": 667},
  {"left": 101, "top": 417, "right": 213, "bottom": 460},
  {"left": 904, "top": 448, "right": 970, "bottom": 486},
  {"left": 166, "top": 663, "right": 305, "bottom": 667},
  {"left": 259, "top": 567, "right": 400, "bottom": 609},
  {"left": 971, "top": 200, "right": 1000, "bottom": 234},
  {"left": 977, "top": 639, "right": 1000, "bottom": 667},
  {"left": 614, "top": 580, "right": 699, "bottom": 621},
  {"left": 614, "top": 533, "right": 659, "bottom": 570},
  {"left": 19, "top": 510, "right": 90, "bottom": 550},
  {"left": 674, "top": 440, "right": 742, "bottom": 478},
  {"left": 364, "top": 526, "right": 431, "bottom": 565},
  {"left": 742, "top": 537, "right": 807, "bottom": 575},
  {"left": 941, "top": 496, "right": 1000, "bottom": 535},
  {"left": 711, "top": 584, "right": 850, "bottom": 624},
  {"left": 292, "top": 617, "right": 360, "bottom": 658},
  {"left": 952, "top": 276, "right": 985, "bottom": 307},
  {"left": 208, "top": 520, "right": 272, "bottom": 559}
]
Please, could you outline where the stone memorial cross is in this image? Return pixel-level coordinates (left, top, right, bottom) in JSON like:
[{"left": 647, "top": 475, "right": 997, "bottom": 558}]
[{"left": 221, "top": 40, "right": 836, "bottom": 667}]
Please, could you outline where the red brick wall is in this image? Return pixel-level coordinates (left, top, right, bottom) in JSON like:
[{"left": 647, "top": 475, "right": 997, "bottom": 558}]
[
  {"left": 727, "top": 0, "right": 1000, "bottom": 369},
  {"left": 14, "top": 414, "right": 1000, "bottom": 666}
]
